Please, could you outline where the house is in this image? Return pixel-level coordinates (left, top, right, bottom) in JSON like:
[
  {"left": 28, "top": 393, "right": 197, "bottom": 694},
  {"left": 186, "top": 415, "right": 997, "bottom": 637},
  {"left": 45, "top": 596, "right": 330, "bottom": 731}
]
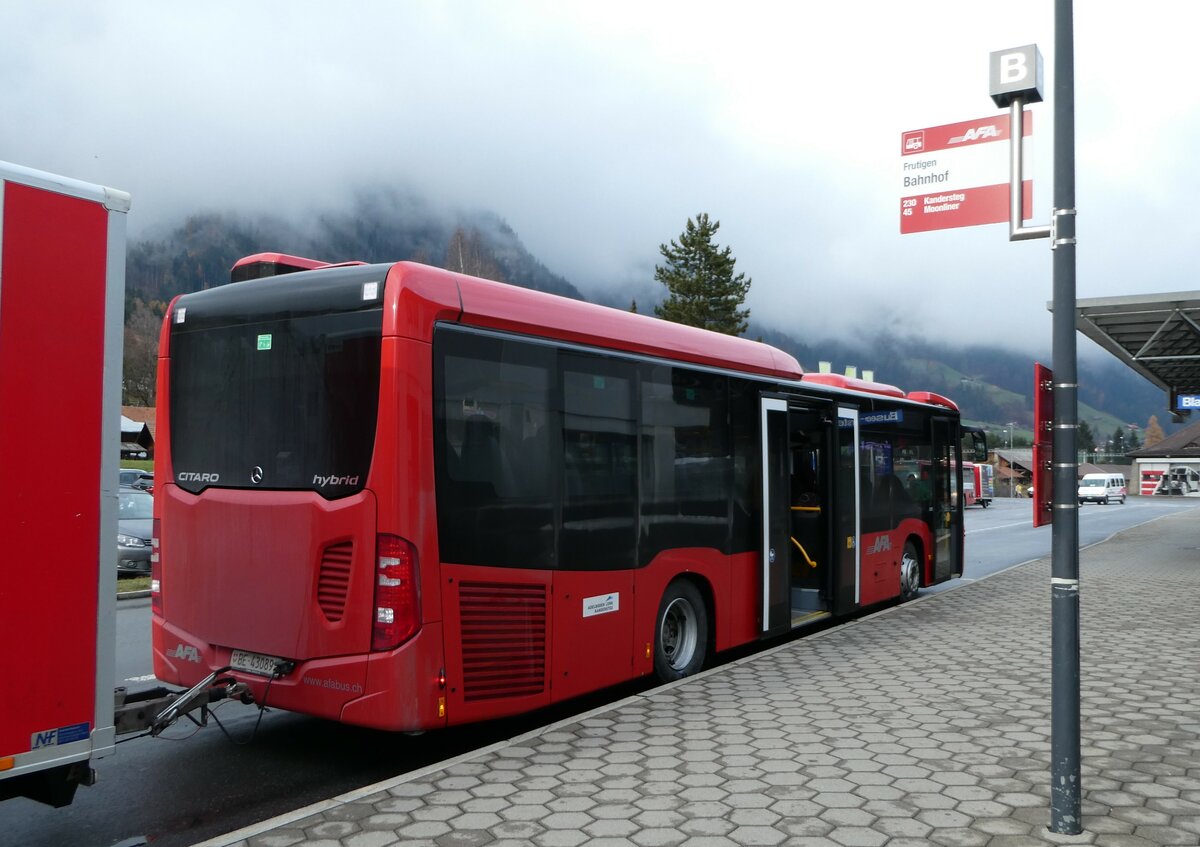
[
  {"left": 990, "top": 450, "right": 1130, "bottom": 498},
  {"left": 1126, "top": 418, "right": 1200, "bottom": 496},
  {"left": 120, "top": 406, "right": 156, "bottom": 459},
  {"left": 992, "top": 449, "right": 1033, "bottom": 497}
]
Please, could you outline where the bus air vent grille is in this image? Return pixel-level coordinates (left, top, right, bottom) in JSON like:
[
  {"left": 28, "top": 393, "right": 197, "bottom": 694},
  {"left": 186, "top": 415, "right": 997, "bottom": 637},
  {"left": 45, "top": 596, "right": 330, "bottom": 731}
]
[
  {"left": 459, "top": 581, "right": 547, "bottom": 701},
  {"left": 317, "top": 542, "right": 353, "bottom": 622}
]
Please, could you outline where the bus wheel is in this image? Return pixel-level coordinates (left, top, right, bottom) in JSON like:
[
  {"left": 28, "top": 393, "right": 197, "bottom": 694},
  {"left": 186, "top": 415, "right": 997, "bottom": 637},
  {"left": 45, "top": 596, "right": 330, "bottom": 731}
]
[
  {"left": 654, "top": 580, "right": 707, "bottom": 682},
  {"left": 900, "top": 543, "right": 921, "bottom": 602}
]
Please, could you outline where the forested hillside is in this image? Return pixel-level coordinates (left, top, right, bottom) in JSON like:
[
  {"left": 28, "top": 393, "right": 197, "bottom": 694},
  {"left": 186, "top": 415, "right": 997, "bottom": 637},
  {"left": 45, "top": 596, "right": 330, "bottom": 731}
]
[{"left": 757, "top": 330, "right": 1166, "bottom": 441}]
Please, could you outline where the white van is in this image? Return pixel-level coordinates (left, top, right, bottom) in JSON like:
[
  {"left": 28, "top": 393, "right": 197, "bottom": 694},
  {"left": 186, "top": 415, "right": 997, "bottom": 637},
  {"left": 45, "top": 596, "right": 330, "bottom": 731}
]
[{"left": 1077, "top": 473, "right": 1126, "bottom": 505}]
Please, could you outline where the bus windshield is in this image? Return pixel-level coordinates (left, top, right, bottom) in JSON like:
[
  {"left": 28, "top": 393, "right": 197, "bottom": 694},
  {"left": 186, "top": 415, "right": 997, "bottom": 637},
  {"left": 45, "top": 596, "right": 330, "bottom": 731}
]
[{"left": 169, "top": 273, "right": 384, "bottom": 498}]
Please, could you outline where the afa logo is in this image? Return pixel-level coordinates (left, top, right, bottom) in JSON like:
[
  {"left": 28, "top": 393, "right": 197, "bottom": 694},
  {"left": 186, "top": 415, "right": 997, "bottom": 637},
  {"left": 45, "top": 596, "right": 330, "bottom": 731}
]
[
  {"left": 949, "top": 125, "right": 1001, "bottom": 144},
  {"left": 170, "top": 643, "right": 201, "bottom": 663}
]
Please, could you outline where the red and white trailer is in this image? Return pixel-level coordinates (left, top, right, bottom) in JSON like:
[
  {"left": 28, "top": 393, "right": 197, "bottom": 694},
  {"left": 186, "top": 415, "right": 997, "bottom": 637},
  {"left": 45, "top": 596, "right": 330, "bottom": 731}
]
[{"left": 0, "top": 161, "right": 129, "bottom": 806}]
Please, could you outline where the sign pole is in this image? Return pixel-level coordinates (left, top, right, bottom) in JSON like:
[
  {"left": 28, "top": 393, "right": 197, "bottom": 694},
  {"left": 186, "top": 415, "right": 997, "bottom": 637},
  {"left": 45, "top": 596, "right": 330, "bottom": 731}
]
[
  {"left": 989, "top": 1, "right": 1081, "bottom": 832},
  {"left": 1048, "top": 0, "right": 1081, "bottom": 833}
]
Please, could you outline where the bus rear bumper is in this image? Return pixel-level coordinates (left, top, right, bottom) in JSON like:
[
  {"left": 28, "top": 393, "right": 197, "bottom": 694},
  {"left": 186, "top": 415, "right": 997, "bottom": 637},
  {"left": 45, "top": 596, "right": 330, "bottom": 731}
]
[{"left": 152, "top": 618, "right": 446, "bottom": 731}]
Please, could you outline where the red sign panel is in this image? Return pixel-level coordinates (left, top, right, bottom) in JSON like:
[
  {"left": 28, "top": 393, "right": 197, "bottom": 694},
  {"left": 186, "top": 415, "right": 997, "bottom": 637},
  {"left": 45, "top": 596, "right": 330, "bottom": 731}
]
[
  {"left": 900, "top": 112, "right": 1033, "bottom": 234},
  {"left": 1032, "top": 363, "right": 1054, "bottom": 527}
]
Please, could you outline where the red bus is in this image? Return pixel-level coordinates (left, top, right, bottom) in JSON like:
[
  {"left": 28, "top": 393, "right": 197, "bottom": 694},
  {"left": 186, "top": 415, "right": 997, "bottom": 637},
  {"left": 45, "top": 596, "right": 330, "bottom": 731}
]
[{"left": 152, "top": 257, "right": 976, "bottom": 731}]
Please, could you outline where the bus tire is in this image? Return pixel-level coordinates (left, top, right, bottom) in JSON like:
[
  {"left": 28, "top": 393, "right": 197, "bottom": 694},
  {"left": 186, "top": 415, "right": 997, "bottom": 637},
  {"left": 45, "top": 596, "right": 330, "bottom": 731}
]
[
  {"left": 653, "top": 580, "right": 708, "bottom": 682},
  {"left": 900, "top": 542, "right": 921, "bottom": 602}
]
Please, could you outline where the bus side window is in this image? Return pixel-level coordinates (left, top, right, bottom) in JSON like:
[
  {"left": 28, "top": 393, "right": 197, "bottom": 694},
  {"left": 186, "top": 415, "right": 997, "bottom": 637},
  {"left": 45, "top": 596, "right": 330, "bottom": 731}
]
[
  {"left": 434, "top": 329, "right": 554, "bottom": 569},
  {"left": 561, "top": 356, "right": 637, "bottom": 570}
]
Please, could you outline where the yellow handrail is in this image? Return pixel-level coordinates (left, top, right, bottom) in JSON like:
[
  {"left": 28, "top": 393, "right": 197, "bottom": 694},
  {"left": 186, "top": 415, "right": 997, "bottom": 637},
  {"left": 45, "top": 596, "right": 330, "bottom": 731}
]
[{"left": 790, "top": 537, "right": 818, "bottom": 569}]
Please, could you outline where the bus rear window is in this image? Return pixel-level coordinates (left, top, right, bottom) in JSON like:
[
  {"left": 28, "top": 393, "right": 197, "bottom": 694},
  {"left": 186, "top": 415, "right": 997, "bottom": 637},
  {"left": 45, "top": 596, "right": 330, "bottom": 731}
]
[{"left": 169, "top": 308, "right": 383, "bottom": 497}]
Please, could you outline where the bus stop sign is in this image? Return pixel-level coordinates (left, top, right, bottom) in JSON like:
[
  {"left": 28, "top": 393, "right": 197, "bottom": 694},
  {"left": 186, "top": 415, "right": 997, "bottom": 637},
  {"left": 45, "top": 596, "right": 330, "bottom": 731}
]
[{"left": 989, "top": 44, "right": 1044, "bottom": 107}]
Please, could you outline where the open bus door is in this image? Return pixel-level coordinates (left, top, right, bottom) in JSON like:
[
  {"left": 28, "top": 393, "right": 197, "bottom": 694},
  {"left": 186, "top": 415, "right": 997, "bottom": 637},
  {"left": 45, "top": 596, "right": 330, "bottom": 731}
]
[
  {"left": 834, "top": 407, "right": 861, "bottom": 613},
  {"left": 759, "top": 395, "right": 847, "bottom": 637},
  {"left": 760, "top": 398, "right": 791, "bottom": 636},
  {"left": 931, "top": 417, "right": 964, "bottom": 579}
]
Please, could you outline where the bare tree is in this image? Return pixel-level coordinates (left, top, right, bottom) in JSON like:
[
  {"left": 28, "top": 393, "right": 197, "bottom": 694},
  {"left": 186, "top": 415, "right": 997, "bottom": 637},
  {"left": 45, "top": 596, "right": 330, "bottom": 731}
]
[
  {"left": 444, "top": 227, "right": 505, "bottom": 282},
  {"left": 123, "top": 298, "right": 165, "bottom": 406}
]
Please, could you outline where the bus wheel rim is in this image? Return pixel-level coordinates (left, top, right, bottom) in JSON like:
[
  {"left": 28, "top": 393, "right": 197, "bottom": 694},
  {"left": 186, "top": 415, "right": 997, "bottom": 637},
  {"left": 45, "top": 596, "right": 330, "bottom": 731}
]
[
  {"left": 661, "top": 597, "right": 697, "bottom": 670},
  {"left": 901, "top": 551, "right": 920, "bottom": 598}
]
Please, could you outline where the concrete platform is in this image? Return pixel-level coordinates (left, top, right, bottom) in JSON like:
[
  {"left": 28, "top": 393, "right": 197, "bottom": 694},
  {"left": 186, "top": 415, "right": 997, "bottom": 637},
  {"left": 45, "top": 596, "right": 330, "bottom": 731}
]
[{"left": 197, "top": 511, "right": 1200, "bottom": 847}]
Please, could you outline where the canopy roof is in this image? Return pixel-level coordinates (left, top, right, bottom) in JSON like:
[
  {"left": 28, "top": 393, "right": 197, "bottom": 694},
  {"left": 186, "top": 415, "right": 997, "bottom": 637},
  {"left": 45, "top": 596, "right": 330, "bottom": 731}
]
[{"left": 1058, "top": 291, "right": 1200, "bottom": 409}]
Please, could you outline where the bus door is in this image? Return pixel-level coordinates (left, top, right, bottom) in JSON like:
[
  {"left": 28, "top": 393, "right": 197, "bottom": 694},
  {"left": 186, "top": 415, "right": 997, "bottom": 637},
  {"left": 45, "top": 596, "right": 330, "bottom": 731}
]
[
  {"left": 760, "top": 397, "right": 791, "bottom": 636},
  {"left": 760, "top": 396, "right": 836, "bottom": 637},
  {"left": 788, "top": 404, "right": 831, "bottom": 623},
  {"left": 931, "top": 417, "right": 964, "bottom": 579},
  {"left": 834, "top": 407, "right": 862, "bottom": 614}
]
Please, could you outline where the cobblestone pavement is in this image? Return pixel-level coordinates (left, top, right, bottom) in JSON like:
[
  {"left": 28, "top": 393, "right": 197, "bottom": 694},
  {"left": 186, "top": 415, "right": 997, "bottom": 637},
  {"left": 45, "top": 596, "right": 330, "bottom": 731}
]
[{"left": 200, "top": 512, "right": 1200, "bottom": 847}]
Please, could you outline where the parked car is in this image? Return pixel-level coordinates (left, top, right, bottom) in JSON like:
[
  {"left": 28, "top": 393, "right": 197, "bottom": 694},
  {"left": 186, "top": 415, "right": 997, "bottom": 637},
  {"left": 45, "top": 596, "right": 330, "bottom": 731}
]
[
  {"left": 117, "top": 488, "right": 154, "bottom": 576},
  {"left": 119, "top": 467, "right": 154, "bottom": 493}
]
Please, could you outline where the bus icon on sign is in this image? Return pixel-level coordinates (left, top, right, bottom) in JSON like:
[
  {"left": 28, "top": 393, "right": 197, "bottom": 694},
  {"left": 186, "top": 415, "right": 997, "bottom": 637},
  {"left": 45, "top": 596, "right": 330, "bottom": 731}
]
[{"left": 902, "top": 131, "right": 924, "bottom": 154}]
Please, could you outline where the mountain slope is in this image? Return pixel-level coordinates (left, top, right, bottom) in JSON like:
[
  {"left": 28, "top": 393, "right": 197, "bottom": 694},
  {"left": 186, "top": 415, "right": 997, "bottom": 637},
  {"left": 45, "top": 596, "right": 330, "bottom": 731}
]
[
  {"left": 127, "top": 190, "right": 583, "bottom": 304},
  {"left": 123, "top": 195, "right": 1170, "bottom": 435}
]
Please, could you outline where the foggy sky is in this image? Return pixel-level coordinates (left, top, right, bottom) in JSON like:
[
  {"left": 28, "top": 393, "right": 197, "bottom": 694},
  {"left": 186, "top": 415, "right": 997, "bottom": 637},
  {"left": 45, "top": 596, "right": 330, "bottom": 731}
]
[{"left": 2, "top": 1, "right": 1198, "bottom": 355}]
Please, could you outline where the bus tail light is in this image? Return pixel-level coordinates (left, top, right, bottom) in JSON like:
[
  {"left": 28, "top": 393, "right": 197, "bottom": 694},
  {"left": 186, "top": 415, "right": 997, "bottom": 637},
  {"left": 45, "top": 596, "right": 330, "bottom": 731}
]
[
  {"left": 372, "top": 534, "right": 421, "bottom": 651},
  {"left": 150, "top": 518, "right": 162, "bottom": 616}
]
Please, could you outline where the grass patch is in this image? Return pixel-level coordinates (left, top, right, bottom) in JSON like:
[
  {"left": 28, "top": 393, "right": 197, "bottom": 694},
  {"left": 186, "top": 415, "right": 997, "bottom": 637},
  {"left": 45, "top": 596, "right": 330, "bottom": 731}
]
[
  {"left": 121, "top": 459, "right": 155, "bottom": 472},
  {"left": 118, "top": 575, "right": 151, "bottom": 593}
]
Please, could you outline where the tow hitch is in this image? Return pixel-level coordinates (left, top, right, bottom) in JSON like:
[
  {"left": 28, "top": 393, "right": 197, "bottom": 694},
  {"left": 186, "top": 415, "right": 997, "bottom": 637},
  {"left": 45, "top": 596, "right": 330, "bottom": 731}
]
[{"left": 114, "top": 667, "right": 253, "bottom": 736}]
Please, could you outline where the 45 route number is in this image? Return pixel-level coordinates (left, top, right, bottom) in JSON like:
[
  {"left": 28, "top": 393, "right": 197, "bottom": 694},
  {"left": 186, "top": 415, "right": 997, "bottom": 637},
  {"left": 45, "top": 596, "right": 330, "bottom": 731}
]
[{"left": 901, "top": 198, "right": 916, "bottom": 217}]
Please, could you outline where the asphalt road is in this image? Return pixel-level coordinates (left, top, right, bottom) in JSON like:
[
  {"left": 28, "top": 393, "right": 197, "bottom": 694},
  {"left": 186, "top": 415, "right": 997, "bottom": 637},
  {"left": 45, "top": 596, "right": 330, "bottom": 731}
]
[
  {"left": 5, "top": 495, "right": 1198, "bottom": 847},
  {"left": 947, "top": 494, "right": 1200, "bottom": 592}
]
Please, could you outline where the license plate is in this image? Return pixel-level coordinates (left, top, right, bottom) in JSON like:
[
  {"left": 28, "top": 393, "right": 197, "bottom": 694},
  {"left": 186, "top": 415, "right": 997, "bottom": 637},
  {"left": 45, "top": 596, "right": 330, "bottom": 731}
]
[{"left": 230, "top": 649, "right": 285, "bottom": 677}]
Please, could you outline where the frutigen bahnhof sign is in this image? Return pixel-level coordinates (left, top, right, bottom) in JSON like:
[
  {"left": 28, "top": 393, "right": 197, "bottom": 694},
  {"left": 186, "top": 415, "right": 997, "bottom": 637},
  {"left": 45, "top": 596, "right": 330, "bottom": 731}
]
[{"left": 899, "top": 112, "right": 1033, "bottom": 234}]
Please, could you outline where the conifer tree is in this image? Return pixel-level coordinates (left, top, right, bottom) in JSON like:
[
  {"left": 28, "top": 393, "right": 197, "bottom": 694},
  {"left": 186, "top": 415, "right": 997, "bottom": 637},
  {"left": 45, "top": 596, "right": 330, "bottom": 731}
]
[
  {"left": 1078, "top": 420, "right": 1097, "bottom": 459},
  {"left": 654, "top": 213, "right": 751, "bottom": 335}
]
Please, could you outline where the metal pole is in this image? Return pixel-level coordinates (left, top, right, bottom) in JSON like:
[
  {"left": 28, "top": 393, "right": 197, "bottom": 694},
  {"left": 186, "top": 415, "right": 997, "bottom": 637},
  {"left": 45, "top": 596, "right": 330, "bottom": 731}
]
[
  {"left": 1009, "top": 102, "right": 1051, "bottom": 242},
  {"left": 1006, "top": 424, "right": 1015, "bottom": 496},
  {"left": 1049, "top": 0, "right": 1082, "bottom": 833}
]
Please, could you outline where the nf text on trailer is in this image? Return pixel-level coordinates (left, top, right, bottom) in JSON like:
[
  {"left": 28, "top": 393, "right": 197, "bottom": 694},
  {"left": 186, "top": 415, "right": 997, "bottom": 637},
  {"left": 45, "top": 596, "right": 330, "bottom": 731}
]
[{"left": 0, "top": 162, "right": 128, "bottom": 807}]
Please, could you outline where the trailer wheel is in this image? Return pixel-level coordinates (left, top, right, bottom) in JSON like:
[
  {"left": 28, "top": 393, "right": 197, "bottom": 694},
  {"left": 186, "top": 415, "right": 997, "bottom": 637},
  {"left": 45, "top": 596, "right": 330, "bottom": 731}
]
[
  {"left": 654, "top": 580, "right": 707, "bottom": 682},
  {"left": 900, "top": 542, "right": 921, "bottom": 602}
]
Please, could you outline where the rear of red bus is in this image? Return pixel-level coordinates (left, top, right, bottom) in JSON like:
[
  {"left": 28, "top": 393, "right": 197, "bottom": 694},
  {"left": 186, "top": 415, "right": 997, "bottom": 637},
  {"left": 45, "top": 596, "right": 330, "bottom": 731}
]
[{"left": 151, "top": 263, "right": 455, "bottom": 731}]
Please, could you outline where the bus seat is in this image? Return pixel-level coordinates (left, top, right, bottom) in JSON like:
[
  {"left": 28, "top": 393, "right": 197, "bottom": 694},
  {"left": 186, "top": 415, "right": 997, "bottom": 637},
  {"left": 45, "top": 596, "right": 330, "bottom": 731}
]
[{"left": 458, "top": 414, "right": 516, "bottom": 496}]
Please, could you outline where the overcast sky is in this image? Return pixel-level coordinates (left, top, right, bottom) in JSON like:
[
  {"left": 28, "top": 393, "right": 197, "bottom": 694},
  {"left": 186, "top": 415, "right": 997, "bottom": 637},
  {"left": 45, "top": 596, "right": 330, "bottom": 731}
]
[{"left": 3, "top": 2, "right": 1197, "bottom": 355}]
